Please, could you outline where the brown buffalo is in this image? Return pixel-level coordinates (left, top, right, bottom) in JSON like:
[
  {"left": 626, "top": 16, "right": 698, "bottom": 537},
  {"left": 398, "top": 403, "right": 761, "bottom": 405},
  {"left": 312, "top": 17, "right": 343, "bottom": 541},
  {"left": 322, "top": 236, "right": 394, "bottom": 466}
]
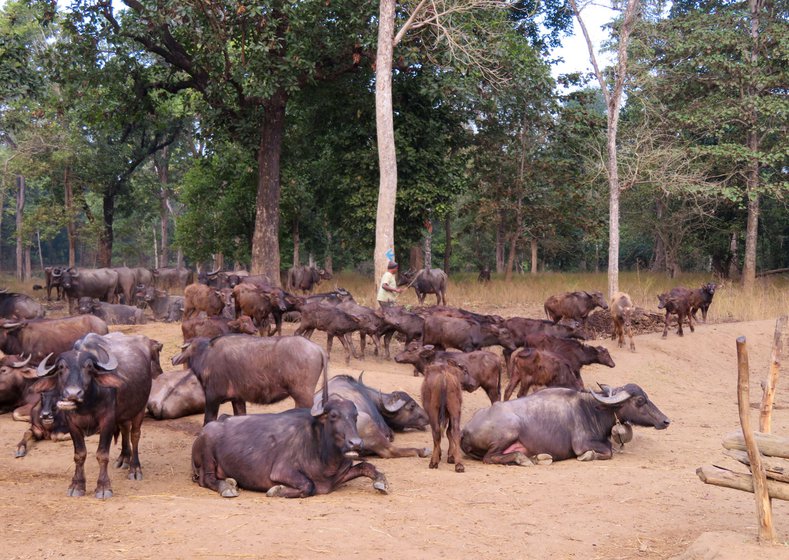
[
  {"left": 422, "top": 315, "right": 515, "bottom": 353},
  {"left": 0, "top": 316, "right": 109, "bottom": 365},
  {"left": 610, "top": 292, "right": 635, "bottom": 352},
  {"left": 294, "top": 301, "right": 365, "bottom": 364},
  {"left": 422, "top": 361, "right": 464, "bottom": 472},
  {"left": 183, "top": 284, "right": 226, "bottom": 320},
  {"left": 147, "top": 369, "right": 206, "bottom": 420},
  {"left": 521, "top": 333, "right": 615, "bottom": 375},
  {"left": 544, "top": 291, "right": 608, "bottom": 331},
  {"left": 181, "top": 315, "right": 257, "bottom": 342},
  {"left": 503, "top": 348, "right": 584, "bottom": 400},
  {"left": 657, "top": 292, "right": 694, "bottom": 337}
]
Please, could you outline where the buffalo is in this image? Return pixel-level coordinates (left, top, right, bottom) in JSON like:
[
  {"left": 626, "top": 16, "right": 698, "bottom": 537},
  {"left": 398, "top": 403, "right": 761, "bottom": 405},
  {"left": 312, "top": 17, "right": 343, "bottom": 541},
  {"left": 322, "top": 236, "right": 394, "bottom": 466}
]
[
  {"left": 151, "top": 267, "right": 194, "bottom": 290},
  {"left": 398, "top": 268, "right": 448, "bottom": 306},
  {"left": 0, "top": 315, "right": 109, "bottom": 365},
  {"left": 34, "top": 332, "right": 161, "bottom": 498},
  {"left": 422, "top": 361, "right": 465, "bottom": 472},
  {"left": 183, "top": 284, "right": 226, "bottom": 320},
  {"left": 544, "top": 291, "right": 608, "bottom": 331},
  {"left": 503, "top": 348, "right": 584, "bottom": 400},
  {"left": 171, "top": 334, "right": 328, "bottom": 424},
  {"left": 610, "top": 292, "right": 635, "bottom": 352},
  {"left": 112, "top": 267, "right": 137, "bottom": 305},
  {"left": 657, "top": 292, "right": 694, "bottom": 337},
  {"left": 422, "top": 314, "right": 516, "bottom": 353},
  {"left": 181, "top": 315, "right": 257, "bottom": 342},
  {"left": 191, "top": 366, "right": 388, "bottom": 498},
  {"left": 44, "top": 266, "right": 65, "bottom": 301},
  {"left": 15, "top": 387, "right": 71, "bottom": 458},
  {"left": 78, "top": 297, "right": 146, "bottom": 325},
  {"left": 313, "top": 374, "right": 429, "bottom": 458},
  {"left": 294, "top": 301, "right": 365, "bottom": 364},
  {"left": 60, "top": 268, "right": 119, "bottom": 314},
  {"left": 136, "top": 286, "right": 184, "bottom": 322},
  {"left": 147, "top": 369, "right": 206, "bottom": 420},
  {"left": 287, "top": 265, "right": 332, "bottom": 293},
  {"left": 0, "top": 289, "right": 46, "bottom": 320},
  {"left": 460, "top": 384, "right": 670, "bottom": 465}
]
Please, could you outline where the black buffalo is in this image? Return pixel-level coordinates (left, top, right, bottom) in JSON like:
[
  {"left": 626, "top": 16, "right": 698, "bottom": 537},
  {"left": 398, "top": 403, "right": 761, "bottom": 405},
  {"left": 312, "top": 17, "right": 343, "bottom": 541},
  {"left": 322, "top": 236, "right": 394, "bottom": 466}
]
[
  {"left": 287, "top": 266, "right": 332, "bottom": 294},
  {"left": 0, "top": 289, "right": 45, "bottom": 320},
  {"left": 78, "top": 297, "right": 146, "bottom": 325},
  {"left": 460, "top": 384, "right": 670, "bottom": 465},
  {"left": 398, "top": 268, "right": 448, "bottom": 306},
  {"left": 60, "top": 268, "right": 119, "bottom": 314},
  {"left": 34, "top": 332, "right": 160, "bottom": 498},
  {"left": 313, "top": 374, "right": 429, "bottom": 458}
]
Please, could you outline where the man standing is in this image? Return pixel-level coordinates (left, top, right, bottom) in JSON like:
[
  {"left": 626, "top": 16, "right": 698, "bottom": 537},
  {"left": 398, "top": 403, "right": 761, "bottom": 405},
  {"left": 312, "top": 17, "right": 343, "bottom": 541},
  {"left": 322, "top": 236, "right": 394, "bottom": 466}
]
[{"left": 377, "top": 261, "right": 404, "bottom": 308}]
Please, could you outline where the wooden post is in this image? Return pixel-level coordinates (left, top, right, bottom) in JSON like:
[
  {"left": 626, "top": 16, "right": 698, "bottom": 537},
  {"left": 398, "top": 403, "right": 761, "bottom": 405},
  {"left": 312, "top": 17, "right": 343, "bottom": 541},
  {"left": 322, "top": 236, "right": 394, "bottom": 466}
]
[
  {"left": 760, "top": 316, "right": 786, "bottom": 433},
  {"left": 736, "top": 336, "right": 775, "bottom": 543}
]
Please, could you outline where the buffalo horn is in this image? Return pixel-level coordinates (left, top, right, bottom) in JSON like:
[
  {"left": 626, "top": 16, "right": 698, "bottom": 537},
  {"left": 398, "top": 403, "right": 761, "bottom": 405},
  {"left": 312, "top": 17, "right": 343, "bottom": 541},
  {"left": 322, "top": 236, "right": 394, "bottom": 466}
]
[
  {"left": 93, "top": 350, "right": 118, "bottom": 372},
  {"left": 11, "top": 354, "right": 32, "bottom": 368},
  {"left": 207, "top": 267, "right": 221, "bottom": 276},
  {"left": 36, "top": 353, "right": 57, "bottom": 377},
  {"left": 52, "top": 268, "right": 62, "bottom": 277},
  {"left": 1, "top": 321, "right": 22, "bottom": 329},
  {"left": 590, "top": 388, "right": 631, "bottom": 405},
  {"left": 358, "top": 370, "right": 366, "bottom": 385},
  {"left": 0, "top": 287, "right": 7, "bottom": 293},
  {"left": 71, "top": 268, "right": 80, "bottom": 277},
  {"left": 382, "top": 394, "right": 406, "bottom": 413}
]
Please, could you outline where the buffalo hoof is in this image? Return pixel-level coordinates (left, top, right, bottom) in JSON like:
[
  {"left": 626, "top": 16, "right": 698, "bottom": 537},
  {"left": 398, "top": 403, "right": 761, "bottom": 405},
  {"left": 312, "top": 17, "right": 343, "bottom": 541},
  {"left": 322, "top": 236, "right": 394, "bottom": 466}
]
[
  {"left": 219, "top": 478, "right": 239, "bottom": 498},
  {"left": 577, "top": 450, "right": 597, "bottom": 461},
  {"left": 266, "top": 485, "right": 287, "bottom": 498},
  {"left": 15, "top": 447, "right": 26, "bottom": 458},
  {"left": 418, "top": 448, "right": 430, "bottom": 458},
  {"left": 67, "top": 487, "right": 86, "bottom": 497},
  {"left": 534, "top": 453, "right": 553, "bottom": 466},
  {"left": 115, "top": 456, "right": 130, "bottom": 469},
  {"left": 94, "top": 488, "right": 113, "bottom": 500},
  {"left": 128, "top": 468, "right": 143, "bottom": 481},
  {"left": 454, "top": 464, "right": 465, "bottom": 473},
  {"left": 428, "top": 461, "right": 438, "bottom": 469},
  {"left": 513, "top": 453, "right": 534, "bottom": 466},
  {"left": 373, "top": 475, "right": 389, "bottom": 494}
]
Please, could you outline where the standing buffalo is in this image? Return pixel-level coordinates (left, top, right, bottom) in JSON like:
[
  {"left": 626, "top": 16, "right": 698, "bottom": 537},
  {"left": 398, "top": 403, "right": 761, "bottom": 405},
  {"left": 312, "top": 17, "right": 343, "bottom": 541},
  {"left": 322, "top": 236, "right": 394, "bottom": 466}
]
[
  {"left": 422, "top": 361, "right": 465, "bottom": 472},
  {"left": 112, "top": 267, "right": 137, "bottom": 305},
  {"left": 44, "top": 267, "right": 65, "bottom": 301},
  {"left": 183, "top": 284, "right": 226, "bottom": 320},
  {"left": 171, "top": 334, "right": 328, "bottom": 424},
  {"left": 78, "top": 297, "right": 146, "bottom": 325},
  {"left": 460, "top": 384, "right": 670, "bottom": 465},
  {"left": 151, "top": 267, "right": 194, "bottom": 291},
  {"left": 191, "top": 361, "right": 388, "bottom": 498},
  {"left": 657, "top": 291, "right": 694, "bottom": 337},
  {"left": 0, "top": 289, "right": 45, "bottom": 320},
  {"left": 60, "top": 268, "right": 119, "bottom": 314},
  {"left": 503, "top": 348, "right": 584, "bottom": 400},
  {"left": 610, "top": 292, "right": 635, "bottom": 351},
  {"left": 422, "top": 315, "right": 516, "bottom": 353},
  {"left": 398, "top": 268, "right": 448, "bottom": 306},
  {"left": 313, "top": 375, "right": 429, "bottom": 458},
  {"left": 33, "top": 332, "right": 161, "bottom": 498},
  {"left": 287, "top": 266, "right": 332, "bottom": 294},
  {"left": 0, "top": 315, "right": 109, "bottom": 365},
  {"left": 544, "top": 291, "right": 608, "bottom": 331}
]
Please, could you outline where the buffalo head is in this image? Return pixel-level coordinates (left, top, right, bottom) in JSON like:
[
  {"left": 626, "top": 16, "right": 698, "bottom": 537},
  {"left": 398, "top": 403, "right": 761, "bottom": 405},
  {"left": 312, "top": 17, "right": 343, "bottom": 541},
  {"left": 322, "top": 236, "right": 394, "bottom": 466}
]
[
  {"left": 310, "top": 396, "right": 364, "bottom": 458},
  {"left": 592, "top": 384, "right": 670, "bottom": 430}
]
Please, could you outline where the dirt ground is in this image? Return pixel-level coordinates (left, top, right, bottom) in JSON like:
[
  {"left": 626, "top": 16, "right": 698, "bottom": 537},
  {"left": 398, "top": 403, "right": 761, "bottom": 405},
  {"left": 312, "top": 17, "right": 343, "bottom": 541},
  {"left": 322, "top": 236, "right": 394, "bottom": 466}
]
[{"left": 1, "top": 310, "right": 788, "bottom": 560}]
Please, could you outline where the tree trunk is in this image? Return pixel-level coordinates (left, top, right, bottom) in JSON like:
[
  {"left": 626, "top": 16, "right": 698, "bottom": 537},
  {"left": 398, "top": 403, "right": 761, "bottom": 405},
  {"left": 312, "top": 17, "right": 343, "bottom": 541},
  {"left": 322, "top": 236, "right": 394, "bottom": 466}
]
[
  {"left": 15, "top": 175, "right": 25, "bottom": 281},
  {"left": 292, "top": 217, "right": 300, "bottom": 267},
  {"left": 443, "top": 213, "right": 451, "bottom": 274},
  {"left": 250, "top": 91, "right": 287, "bottom": 285},
  {"left": 742, "top": 133, "right": 760, "bottom": 291},
  {"left": 324, "top": 228, "right": 333, "bottom": 275},
  {"left": 373, "top": 0, "right": 398, "bottom": 290},
  {"left": 36, "top": 230, "right": 44, "bottom": 274},
  {"left": 24, "top": 246, "right": 31, "bottom": 281},
  {"left": 530, "top": 237, "right": 538, "bottom": 274},
  {"left": 651, "top": 198, "right": 666, "bottom": 272},
  {"left": 606, "top": 118, "right": 621, "bottom": 298},
  {"left": 729, "top": 231, "right": 741, "bottom": 280},
  {"left": 495, "top": 213, "right": 505, "bottom": 273},
  {"left": 64, "top": 166, "right": 76, "bottom": 268},
  {"left": 424, "top": 222, "right": 432, "bottom": 270},
  {"left": 213, "top": 253, "right": 224, "bottom": 271},
  {"left": 176, "top": 248, "right": 183, "bottom": 271},
  {"left": 505, "top": 232, "right": 518, "bottom": 282},
  {"left": 156, "top": 146, "right": 170, "bottom": 268},
  {"left": 409, "top": 244, "right": 423, "bottom": 270},
  {"left": 97, "top": 189, "right": 115, "bottom": 268}
]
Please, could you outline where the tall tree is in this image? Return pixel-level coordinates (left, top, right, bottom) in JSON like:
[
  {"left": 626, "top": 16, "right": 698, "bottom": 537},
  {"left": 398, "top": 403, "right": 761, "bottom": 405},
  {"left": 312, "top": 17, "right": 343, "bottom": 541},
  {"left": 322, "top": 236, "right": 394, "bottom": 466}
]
[{"left": 569, "top": 0, "right": 641, "bottom": 297}]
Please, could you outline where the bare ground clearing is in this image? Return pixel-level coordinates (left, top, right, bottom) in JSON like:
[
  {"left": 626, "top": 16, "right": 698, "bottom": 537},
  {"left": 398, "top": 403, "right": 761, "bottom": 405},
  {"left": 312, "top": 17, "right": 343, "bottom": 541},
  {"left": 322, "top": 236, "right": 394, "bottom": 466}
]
[{"left": 1, "top": 315, "right": 788, "bottom": 560}]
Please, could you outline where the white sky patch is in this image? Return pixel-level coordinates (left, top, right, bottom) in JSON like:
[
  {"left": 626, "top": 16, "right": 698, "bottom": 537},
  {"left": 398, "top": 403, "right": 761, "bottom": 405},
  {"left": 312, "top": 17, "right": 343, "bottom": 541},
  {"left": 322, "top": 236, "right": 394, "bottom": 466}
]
[{"left": 551, "top": 3, "right": 617, "bottom": 79}]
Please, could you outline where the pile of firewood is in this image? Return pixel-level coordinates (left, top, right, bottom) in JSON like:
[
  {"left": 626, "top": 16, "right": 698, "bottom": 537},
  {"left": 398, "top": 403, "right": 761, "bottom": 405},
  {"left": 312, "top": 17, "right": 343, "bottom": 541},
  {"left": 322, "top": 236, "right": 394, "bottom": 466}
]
[{"left": 585, "top": 308, "right": 667, "bottom": 340}]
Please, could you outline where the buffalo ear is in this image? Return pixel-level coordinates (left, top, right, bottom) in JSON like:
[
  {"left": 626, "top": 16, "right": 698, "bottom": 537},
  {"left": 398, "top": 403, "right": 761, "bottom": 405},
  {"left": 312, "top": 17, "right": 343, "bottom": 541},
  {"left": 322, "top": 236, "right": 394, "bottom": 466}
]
[
  {"left": 93, "top": 372, "right": 124, "bottom": 389},
  {"left": 382, "top": 394, "right": 406, "bottom": 413},
  {"left": 31, "top": 377, "right": 56, "bottom": 393},
  {"left": 20, "top": 367, "right": 40, "bottom": 380},
  {"left": 310, "top": 400, "right": 326, "bottom": 417}
]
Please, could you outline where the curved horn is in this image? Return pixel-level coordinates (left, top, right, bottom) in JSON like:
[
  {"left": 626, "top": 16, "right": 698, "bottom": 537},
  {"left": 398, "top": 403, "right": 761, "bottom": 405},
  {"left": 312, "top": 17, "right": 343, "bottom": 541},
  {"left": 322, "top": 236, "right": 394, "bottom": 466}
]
[
  {"left": 11, "top": 354, "right": 32, "bottom": 368},
  {"left": 357, "top": 370, "right": 365, "bottom": 385},
  {"left": 1, "top": 321, "right": 23, "bottom": 329},
  {"left": 93, "top": 350, "right": 118, "bottom": 372},
  {"left": 0, "top": 287, "right": 7, "bottom": 293},
  {"left": 71, "top": 268, "right": 80, "bottom": 277},
  {"left": 207, "top": 267, "right": 222, "bottom": 276},
  {"left": 590, "top": 387, "right": 631, "bottom": 405},
  {"left": 52, "top": 268, "right": 63, "bottom": 277},
  {"left": 36, "top": 353, "right": 57, "bottom": 377}
]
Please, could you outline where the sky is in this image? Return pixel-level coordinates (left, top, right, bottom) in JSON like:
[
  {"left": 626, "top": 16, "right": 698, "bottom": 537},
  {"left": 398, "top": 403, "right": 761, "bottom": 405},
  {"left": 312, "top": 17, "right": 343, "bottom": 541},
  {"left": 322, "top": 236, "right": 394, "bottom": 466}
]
[{"left": 551, "top": 3, "right": 617, "bottom": 79}]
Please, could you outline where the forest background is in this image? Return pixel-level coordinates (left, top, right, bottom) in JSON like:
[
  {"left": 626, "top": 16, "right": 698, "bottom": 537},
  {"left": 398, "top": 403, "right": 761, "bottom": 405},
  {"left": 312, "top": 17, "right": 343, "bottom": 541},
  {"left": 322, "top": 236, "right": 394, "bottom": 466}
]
[{"left": 0, "top": 0, "right": 787, "bottom": 288}]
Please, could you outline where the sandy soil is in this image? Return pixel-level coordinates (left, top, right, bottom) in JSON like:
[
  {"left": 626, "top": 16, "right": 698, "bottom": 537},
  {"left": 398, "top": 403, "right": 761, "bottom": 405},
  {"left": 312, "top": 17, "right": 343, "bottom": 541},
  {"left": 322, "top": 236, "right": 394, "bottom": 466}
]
[{"left": 1, "top": 313, "right": 788, "bottom": 560}]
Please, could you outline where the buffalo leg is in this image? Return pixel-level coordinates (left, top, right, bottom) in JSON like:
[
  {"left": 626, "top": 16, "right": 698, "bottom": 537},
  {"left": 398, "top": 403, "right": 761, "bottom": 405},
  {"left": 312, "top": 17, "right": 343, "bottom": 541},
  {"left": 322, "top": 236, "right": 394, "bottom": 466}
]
[
  {"left": 662, "top": 311, "right": 670, "bottom": 338},
  {"left": 574, "top": 440, "right": 613, "bottom": 461},
  {"left": 359, "top": 424, "right": 429, "bottom": 458},
  {"left": 335, "top": 461, "right": 388, "bottom": 493},
  {"left": 484, "top": 382, "right": 500, "bottom": 405},
  {"left": 203, "top": 397, "right": 222, "bottom": 425},
  {"left": 266, "top": 467, "right": 317, "bottom": 498},
  {"left": 687, "top": 311, "right": 695, "bottom": 333},
  {"left": 358, "top": 333, "right": 366, "bottom": 359},
  {"left": 192, "top": 436, "right": 238, "bottom": 498},
  {"left": 231, "top": 399, "right": 247, "bottom": 416},
  {"left": 503, "top": 374, "right": 520, "bottom": 401},
  {"left": 94, "top": 420, "right": 116, "bottom": 499},
  {"left": 127, "top": 412, "right": 144, "bottom": 481},
  {"left": 428, "top": 420, "right": 442, "bottom": 469},
  {"left": 114, "top": 422, "right": 131, "bottom": 469},
  {"left": 382, "top": 330, "right": 395, "bottom": 359}
]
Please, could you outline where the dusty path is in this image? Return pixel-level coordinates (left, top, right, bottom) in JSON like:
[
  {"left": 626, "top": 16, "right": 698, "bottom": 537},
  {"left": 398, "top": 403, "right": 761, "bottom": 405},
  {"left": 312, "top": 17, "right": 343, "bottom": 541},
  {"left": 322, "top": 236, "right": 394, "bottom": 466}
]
[{"left": 1, "top": 317, "right": 787, "bottom": 559}]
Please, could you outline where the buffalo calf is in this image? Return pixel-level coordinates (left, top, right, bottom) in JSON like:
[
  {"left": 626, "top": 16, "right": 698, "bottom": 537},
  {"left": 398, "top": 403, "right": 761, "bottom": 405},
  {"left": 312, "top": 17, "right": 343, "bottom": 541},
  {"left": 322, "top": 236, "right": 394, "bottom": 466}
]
[
  {"left": 421, "top": 361, "right": 464, "bottom": 472},
  {"left": 610, "top": 292, "right": 635, "bottom": 352}
]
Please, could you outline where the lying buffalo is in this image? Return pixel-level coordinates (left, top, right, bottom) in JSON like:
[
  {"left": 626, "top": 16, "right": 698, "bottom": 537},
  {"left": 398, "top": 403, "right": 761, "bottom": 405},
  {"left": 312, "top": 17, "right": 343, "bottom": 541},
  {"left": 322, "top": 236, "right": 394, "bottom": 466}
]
[
  {"left": 0, "top": 315, "right": 109, "bottom": 365},
  {"left": 78, "top": 297, "right": 146, "bottom": 325},
  {"left": 460, "top": 384, "right": 670, "bottom": 465},
  {"left": 191, "top": 368, "right": 389, "bottom": 498},
  {"left": 0, "top": 289, "right": 46, "bottom": 320},
  {"left": 15, "top": 388, "right": 71, "bottom": 458},
  {"left": 147, "top": 369, "right": 205, "bottom": 420},
  {"left": 312, "top": 375, "right": 429, "bottom": 458},
  {"left": 171, "top": 334, "right": 327, "bottom": 424}
]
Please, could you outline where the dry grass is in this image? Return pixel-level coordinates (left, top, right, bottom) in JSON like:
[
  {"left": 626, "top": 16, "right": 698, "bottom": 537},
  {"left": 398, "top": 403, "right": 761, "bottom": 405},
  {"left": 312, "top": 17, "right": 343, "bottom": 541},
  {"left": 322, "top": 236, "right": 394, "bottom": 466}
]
[{"left": 3, "top": 270, "right": 787, "bottom": 323}]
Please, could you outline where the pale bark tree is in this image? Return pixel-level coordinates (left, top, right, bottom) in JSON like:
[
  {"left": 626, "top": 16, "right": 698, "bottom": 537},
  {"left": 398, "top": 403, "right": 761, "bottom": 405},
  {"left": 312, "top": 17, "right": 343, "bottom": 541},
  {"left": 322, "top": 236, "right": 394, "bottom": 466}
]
[
  {"left": 16, "top": 175, "right": 26, "bottom": 281},
  {"left": 374, "top": 0, "right": 508, "bottom": 288},
  {"left": 569, "top": 0, "right": 640, "bottom": 298}
]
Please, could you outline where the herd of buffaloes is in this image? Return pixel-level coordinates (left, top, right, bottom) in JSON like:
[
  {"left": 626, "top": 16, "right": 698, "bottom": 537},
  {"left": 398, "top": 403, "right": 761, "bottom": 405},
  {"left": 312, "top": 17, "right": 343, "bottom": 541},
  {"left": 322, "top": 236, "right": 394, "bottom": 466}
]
[{"left": 0, "top": 265, "right": 719, "bottom": 499}]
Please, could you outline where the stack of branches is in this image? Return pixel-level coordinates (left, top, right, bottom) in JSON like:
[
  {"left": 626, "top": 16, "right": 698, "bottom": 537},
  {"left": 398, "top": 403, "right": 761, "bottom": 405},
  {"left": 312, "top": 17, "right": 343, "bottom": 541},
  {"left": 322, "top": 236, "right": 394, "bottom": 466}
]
[{"left": 585, "top": 308, "right": 667, "bottom": 339}]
